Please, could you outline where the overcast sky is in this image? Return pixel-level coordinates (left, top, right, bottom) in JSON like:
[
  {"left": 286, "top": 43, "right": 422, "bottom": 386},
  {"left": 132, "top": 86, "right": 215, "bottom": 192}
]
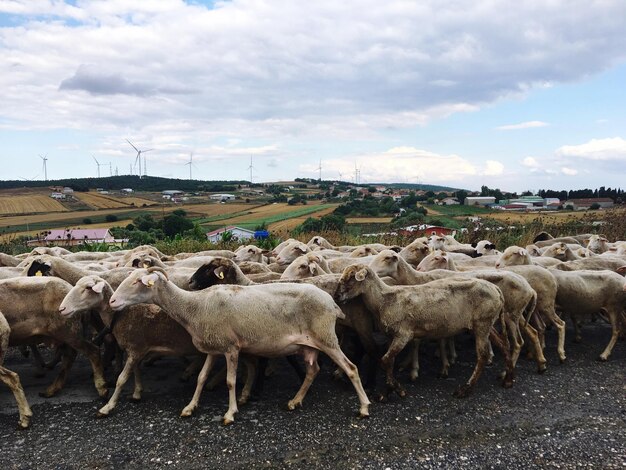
[{"left": 1, "top": 0, "right": 626, "bottom": 192}]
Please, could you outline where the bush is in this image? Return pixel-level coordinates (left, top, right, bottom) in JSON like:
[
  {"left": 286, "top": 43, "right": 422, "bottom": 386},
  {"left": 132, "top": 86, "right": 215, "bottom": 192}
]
[
  {"left": 82, "top": 218, "right": 92, "bottom": 224},
  {"left": 590, "top": 203, "right": 601, "bottom": 210},
  {"left": 105, "top": 214, "right": 118, "bottom": 222}
]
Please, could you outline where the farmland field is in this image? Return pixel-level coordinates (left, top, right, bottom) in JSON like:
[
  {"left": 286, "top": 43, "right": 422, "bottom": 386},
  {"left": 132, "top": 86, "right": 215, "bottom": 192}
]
[
  {"left": 346, "top": 217, "right": 393, "bottom": 224},
  {"left": 481, "top": 210, "right": 606, "bottom": 223},
  {"left": 0, "top": 194, "right": 69, "bottom": 215},
  {"left": 269, "top": 206, "right": 337, "bottom": 233},
  {"left": 73, "top": 192, "right": 157, "bottom": 209}
]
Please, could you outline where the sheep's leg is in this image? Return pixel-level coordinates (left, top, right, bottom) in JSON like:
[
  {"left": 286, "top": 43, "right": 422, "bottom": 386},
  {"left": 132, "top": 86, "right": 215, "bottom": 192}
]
[
  {"left": 317, "top": 345, "right": 370, "bottom": 418},
  {"left": 250, "top": 357, "right": 268, "bottom": 399},
  {"left": 447, "top": 338, "right": 457, "bottom": 365},
  {"left": 346, "top": 305, "right": 380, "bottom": 389},
  {"left": 40, "top": 345, "right": 76, "bottom": 398},
  {"left": 130, "top": 364, "right": 143, "bottom": 401},
  {"left": 409, "top": 339, "right": 420, "bottom": 381},
  {"left": 572, "top": 315, "right": 583, "bottom": 343},
  {"left": 533, "top": 312, "right": 547, "bottom": 349},
  {"left": 438, "top": 339, "right": 450, "bottom": 378},
  {"left": 489, "top": 328, "right": 515, "bottom": 388},
  {"left": 454, "top": 328, "right": 490, "bottom": 398},
  {"left": 29, "top": 345, "right": 47, "bottom": 377},
  {"left": 0, "top": 365, "right": 32, "bottom": 429},
  {"left": 181, "top": 355, "right": 215, "bottom": 418},
  {"left": 380, "top": 333, "right": 412, "bottom": 399},
  {"left": 287, "top": 348, "right": 320, "bottom": 410},
  {"left": 598, "top": 310, "right": 621, "bottom": 361},
  {"left": 97, "top": 355, "right": 138, "bottom": 417},
  {"left": 180, "top": 355, "right": 204, "bottom": 382},
  {"left": 223, "top": 350, "right": 239, "bottom": 425},
  {"left": 521, "top": 321, "right": 547, "bottom": 373},
  {"left": 540, "top": 307, "right": 567, "bottom": 362},
  {"left": 238, "top": 356, "right": 256, "bottom": 405},
  {"left": 80, "top": 341, "right": 109, "bottom": 398},
  {"left": 505, "top": 318, "right": 523, "bottom": 369}
]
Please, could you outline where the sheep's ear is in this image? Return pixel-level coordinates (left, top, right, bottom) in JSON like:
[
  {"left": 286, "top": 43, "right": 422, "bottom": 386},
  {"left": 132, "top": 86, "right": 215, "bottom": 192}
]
[
  {"left": 142, "top": 262, "right": 151, "bottom": 269},
  {"left": 214, "top": 266, "right": 226, "bottom": 279},
  {"left": 517, "top": 248, "right": 527, "bottom": 256},
  {"left": 616, "top": 266, "right": 626, "bottom": 275},
  {"left": 295, "top": 245, "right": 307, "bottom": 254},
  {"left": 487, "top": 243, "right": 496, "bottom": 250},
  {"left": 92, "top": 281, "right": 106, "bottom": 294},
  {"left": 471, "top": 242, "right": 477, "bottom": 248},
  {"left": 309, "top": 263, "right": 318, "bottom": 275},
  {"left": 354, "top": 268, "right": 368, "bottom": 282},
  {"left": 141, "top": 273, "right": 159, "bottom": 287}
]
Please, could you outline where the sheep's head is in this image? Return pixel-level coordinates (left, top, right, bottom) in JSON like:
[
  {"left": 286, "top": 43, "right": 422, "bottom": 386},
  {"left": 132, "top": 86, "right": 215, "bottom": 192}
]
[
  {"left": 59, "top": 275, "right": 109, "bottom": 317},
  {"left": 276, "top": 242, "right": 309, "bottom": 265},
  {"left": 25, "top": 257, "right": 52, "bottom": 277},
  {"left": 586, "top": 235, "right": 610, "bottom": 253},
  {"left": 188, "top": 258, "right": 237, "bottom": 290},
  {"left": 475, "top": 240, "right": 497, "bottom": 256},
  {"left": 542, "top": 242, "right": 572, "bottom": 261},
  {"left": 496, "top": 246, "right": 530, "bottom": 268},
  {"left": 533, "top": 231, "right": 554, "bottom": 242},
  {"left": 369, "top": 250, "right": 400, "bottom": 278},
  {"left": 428, "top": 235, "right": 446, "bottom": 250},
  {"left": 282, "top": 255, "right": 323, "bottom": 280},
  {"left": 129, "top": 255, "right": 160, "bottom": 269},
  {"left": 335, "top": 264, "right": 370, "bottom": 303},
  {"left": 109, "top": 268, "right": 168, "bottom": 311},
  {"left": 416, "top": 250, "right": 450, "bottom": 272},
  {"left": 233, "top": 245, "right": 263, "bottom": 263},
  {"left": 525, "top": 244, "right": 542, "bottom": 257},
  {"left": 399, "top": 243, "right": 429, "bottom": 266},
  {"left": 350, "top": 246, "right": 378, "bottom": 258}
]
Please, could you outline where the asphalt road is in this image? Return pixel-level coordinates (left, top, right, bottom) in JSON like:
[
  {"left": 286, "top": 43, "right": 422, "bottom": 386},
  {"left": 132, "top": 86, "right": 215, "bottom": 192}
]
[{"left": 1, "top": 321, "right": 624, "bottom": 469}]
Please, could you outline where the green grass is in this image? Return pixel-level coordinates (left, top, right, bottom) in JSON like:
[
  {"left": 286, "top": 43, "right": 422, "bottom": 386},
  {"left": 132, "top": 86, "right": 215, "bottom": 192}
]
[
  {"left": 428, "top": 204, "right": 493, "bottom": 216},
  {"left": 201, "top": 204, "right": 333, "bottom": 231}
]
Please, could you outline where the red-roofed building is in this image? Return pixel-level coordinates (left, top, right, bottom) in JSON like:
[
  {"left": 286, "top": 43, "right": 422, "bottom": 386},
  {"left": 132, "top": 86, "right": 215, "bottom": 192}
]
[
  {"left": 206, "top": 226, "right": 255, "bottom": 243},
  {"left": 28, "top": 228, "right": 121, "bottom": 247}
]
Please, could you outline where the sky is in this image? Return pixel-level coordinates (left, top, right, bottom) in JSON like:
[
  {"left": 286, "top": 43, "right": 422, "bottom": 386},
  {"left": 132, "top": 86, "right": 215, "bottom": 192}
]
[{"left": 1, "top": 1, "right": 626, "bottom": 192}]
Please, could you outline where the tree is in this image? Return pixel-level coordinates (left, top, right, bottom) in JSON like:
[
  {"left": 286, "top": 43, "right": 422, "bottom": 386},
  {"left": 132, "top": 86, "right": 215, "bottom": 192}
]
[
  {"left": 589, "top": 203, "right": 601, "bottom": 210},
  {"left": 455, "top": 190, "right": 468, "bottom": 205},
  {"left": 162, "top": 213, "right": 194, "bottom": 238}
]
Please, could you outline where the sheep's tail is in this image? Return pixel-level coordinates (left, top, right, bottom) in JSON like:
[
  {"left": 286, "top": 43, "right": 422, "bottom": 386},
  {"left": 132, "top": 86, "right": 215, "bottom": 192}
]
[{"left": 523, "top": 291, "right": 538, "bottom": 328}]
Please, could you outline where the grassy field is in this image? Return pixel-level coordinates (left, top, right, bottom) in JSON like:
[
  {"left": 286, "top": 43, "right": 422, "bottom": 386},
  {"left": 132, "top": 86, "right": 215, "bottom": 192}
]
[
  {"left": 346, "top": 217, "right": 393, "bottom": 224},
  {"left": 202, "top": 203, "right": 336, "bottom": 228},
  {"left": 269, "top": 206, "right": 337, "bottom": 233},
  {"left": 481, "top": 210, "right": 606, "bottom": 223}
]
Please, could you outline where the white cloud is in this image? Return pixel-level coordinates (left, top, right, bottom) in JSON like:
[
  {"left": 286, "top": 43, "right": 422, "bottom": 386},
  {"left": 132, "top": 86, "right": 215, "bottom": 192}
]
[
  {"left": 301, "top": 146, "right": 478, "bottom": 184},
  {"left": 483, "top": 160, "right": 504, "bottom": 176},
  {"left": 522, "top": 156, "right": 539, "bottom": 168},
  {"left": 496, "top": 121, "right": 550, "bottom": 131},
  {"left": 561, "top": 167, "right": 578, "bottom": 176},
  {"left": 555, "top": 137, "right": 626, "bottom": 161}
]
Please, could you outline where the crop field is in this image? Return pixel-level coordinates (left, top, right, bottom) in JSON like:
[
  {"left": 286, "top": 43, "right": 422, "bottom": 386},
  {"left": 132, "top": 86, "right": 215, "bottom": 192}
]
[
  {"left": 0, "top": 194, "right": 69, "bottom": 216},
  {"left": 481, "top": 210, "right": 606, "bottom": 223},
  {"left": 73, "top": 192, "right": 157, "bottom": 209},
  {"left": 269, "top": 206, "right": 338, "bottom": 233}
]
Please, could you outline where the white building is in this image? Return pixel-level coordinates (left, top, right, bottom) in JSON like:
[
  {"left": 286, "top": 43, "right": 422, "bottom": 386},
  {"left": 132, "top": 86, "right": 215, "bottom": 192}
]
[
  {"left": 206, "top": 226, "right": 255, "bottom": 243},
  {"left": 121, "top": 188, "right": 134, "bottom": 193},
  {"left": 50, "top": 192, "right": 65, "bottom": 200},
  {"left": 209, "top": 193, "right": 236, "bottom": 201},
  {"left": 465, "top": 196, "right": 495, "bottom": 206}
]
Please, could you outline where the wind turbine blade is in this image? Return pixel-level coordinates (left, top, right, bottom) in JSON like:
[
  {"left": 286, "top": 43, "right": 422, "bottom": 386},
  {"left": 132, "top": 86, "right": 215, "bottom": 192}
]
[
  {"left": 142, "top": 148, "right": 154, "bottom": 153},
  {"left": 126, "top": 139, "right": 140, "bottom": 152}
]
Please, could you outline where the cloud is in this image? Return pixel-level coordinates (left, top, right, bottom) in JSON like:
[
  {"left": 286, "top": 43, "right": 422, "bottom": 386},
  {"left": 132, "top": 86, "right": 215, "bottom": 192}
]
[
  {"left": 496, "top": 121, "right": 550, "bottom": 130},
  {"left": 522, "top": 156, "right": 539, "bottom": 168},
  {"left": 483, "top": 160, "right": 504, "bottom": 176},
  {"left": 555, "top": 137, "right": 626, "bottom": 161},
  {"left": 561, "top": 167, "right": 578, "bottom": 176},
  {"left": 301, "top": 146, "right": 478, "bottom": 184}
]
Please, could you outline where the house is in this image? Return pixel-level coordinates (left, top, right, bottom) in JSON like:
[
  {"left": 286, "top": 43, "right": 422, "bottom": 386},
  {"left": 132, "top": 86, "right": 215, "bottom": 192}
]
[
  {"left": 439, "top": 197, "right": 460, "bottom": 205},
  {"left": 563, "top": 198, "right": 614, "bottom": 210},
  {"left": 27, "top": 228, "right": 127, "bottom": 247},
  {"left": 206, "top": 226, "right": 255, "bottom": 243},
  {"left": 465, "top": 196, "right": 495, "bottom": 206},
  {"left": 121, "top": 188, "right": 134, "bottom": 194},
  {"left": 162, "top": 190, "right": 184, "bottom": 196},
  {"left": 209, "top": 193, "right": 236, "bottom": 201},
  {"left": 62, "top": 187, "right": 74, "bottom": 194},
  {"left": 50, "top": 192, "right": 66, "bottom": 200}
]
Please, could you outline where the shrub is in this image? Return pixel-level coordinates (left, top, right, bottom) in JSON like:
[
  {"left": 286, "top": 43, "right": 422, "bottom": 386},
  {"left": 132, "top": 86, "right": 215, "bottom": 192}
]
[
  {"left": 105, "top": 214, "right": 118, "bottom": 222},
  {"left": 82, "top": 218, "right": 92, "bottom": 224}
]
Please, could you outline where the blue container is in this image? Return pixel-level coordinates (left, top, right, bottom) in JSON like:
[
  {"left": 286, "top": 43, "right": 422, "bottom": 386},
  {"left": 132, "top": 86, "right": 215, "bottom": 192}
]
[{"left": 254, "top": 230, "right": 269, "bottom": 240}]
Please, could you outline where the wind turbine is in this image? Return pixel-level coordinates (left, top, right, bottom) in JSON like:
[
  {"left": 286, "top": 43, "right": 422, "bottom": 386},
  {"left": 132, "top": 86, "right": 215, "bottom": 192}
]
[
  {"left": 247, "top": 156, "right": 255, "bottom": 183},
  {"left": 109, "top": 162, "right": 113, "bottom": 177},
  {"left": 316, "top": 159, "right": 322, "bottom": 182},
  {"left": 126, "top": 139, "right": 153, "bottom": 177},
  {"left": 39, "top": 154, "right": 48, "bottom": 181},
  {"left": 93, "top": 156, "right": 105, "bottom": 178},
  {"left": 185, "top": 152, "right": 197, "bottom": 180}
]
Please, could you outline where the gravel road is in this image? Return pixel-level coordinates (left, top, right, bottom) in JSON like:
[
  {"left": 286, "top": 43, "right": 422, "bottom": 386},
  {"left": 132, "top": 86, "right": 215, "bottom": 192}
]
[{"left": 1, "top": 321, "right": 624, "bottom": 469}]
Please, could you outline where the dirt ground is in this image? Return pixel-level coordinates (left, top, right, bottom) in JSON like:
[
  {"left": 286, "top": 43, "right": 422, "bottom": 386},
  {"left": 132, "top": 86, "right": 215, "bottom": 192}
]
[{"left": 0, "top": 321, "right": 624, "bottom": 469}]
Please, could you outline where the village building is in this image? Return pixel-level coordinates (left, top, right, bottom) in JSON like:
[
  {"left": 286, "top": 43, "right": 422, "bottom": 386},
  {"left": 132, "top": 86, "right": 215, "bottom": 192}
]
[
  {"left": 206, "top": 226, "right": 255, "bottom": 243},
  {"left": 27, "top": 228, "right": 127, "bottom": 247}
]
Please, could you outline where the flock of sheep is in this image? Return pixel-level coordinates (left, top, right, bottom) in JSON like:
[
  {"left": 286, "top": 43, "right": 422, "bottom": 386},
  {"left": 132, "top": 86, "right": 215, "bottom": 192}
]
[{"left": 0, "top": 231, "right": 625, "bottom": 429}]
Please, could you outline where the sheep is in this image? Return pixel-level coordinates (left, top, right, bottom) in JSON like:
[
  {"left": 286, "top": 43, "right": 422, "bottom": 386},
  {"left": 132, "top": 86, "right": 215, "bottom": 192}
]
[
  {"left": 398, "top": 239, "right": 431, "bottom": 267},
  {"left": 0, "top": 253, "right": 21, "bottom": 267},
  {"left": 541, "top": 242, "right": 581, "bottom": 262},
  {"left": 22, "top": 255, "right": 134, "bottom": 289},
  {"left": 174, "top": 250, "right": 235, "bottom": 260},
  {"left": 474, "top": 240, "right": 501, "bottom": 256},
  {"left": 274, "top": 241, "right": 310, "bottom": 265},
  {"left": 327, "top": 255, "right": 376, "bottom": 274},
  {"left": 495, "top": 246, "right": 562, "bottom": 268},
  {"left": 281, "top": 254, "right": 329, "bottom": 279},
  {"left": 349, "top": 246, "right": 379, "bottom": 257},
  {"left": 0, "top": 310, "right": 33, "bottom": 429},
  {"left": 57, "top": 275, "right": 212, "bottom": 417},
  {"left": 429, "top": 235, "right": 479, "bottom": 257},
  {"left": 585, "top": 235, "right": 611, "bottom": 254},
  {"left": 109, "top": 267, "right": 371, "bottom": 424},
  {"left": 533, "top": 232, "right": 593, "bottom": 247},
  {"left": 375, "top": 250, "right": 543, "bottom": 373},
  {"left": 548, "top": 269, "right": 625, "bottom": 360},
  {"left": 0, "top": 276, "right": 108, "bottom": 398},
  {"left": 551, "top": 255, "right": 626, "bottom": 272},
  {"left": 0, "top": 267, "right": 23, "bottom": 280},
  {"left": 188, "top": 258, "right": 384, "bottom": 391},
  {"left": 335, "top": 265, "right": 513, "bottom": 399}
]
